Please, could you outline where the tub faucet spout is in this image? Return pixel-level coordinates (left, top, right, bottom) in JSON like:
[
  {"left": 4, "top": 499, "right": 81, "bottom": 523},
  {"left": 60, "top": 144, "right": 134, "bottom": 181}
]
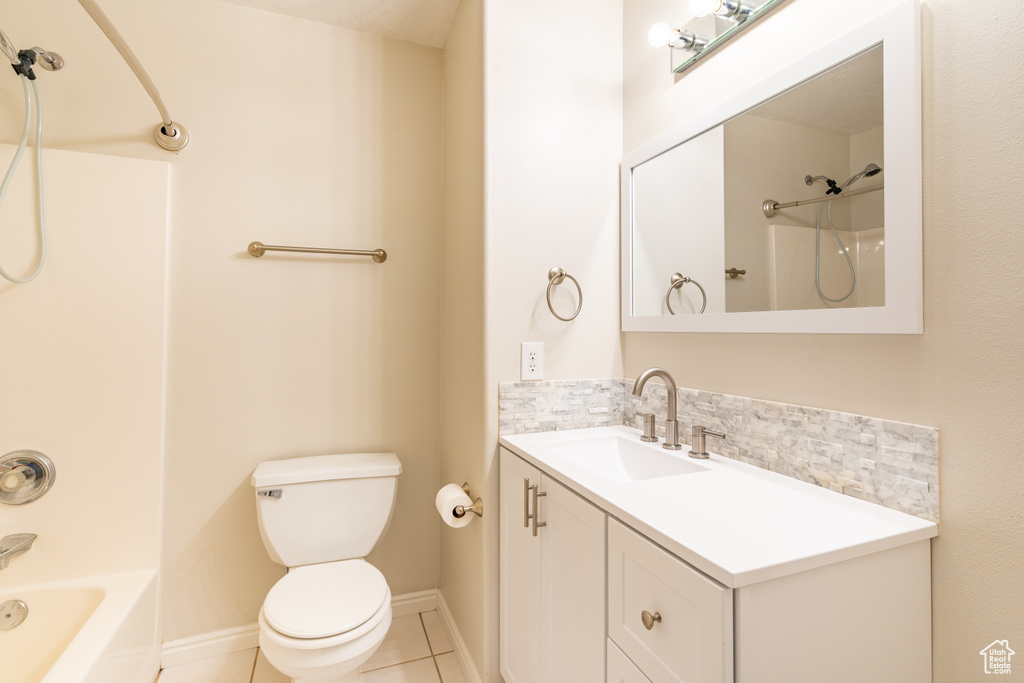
[
  {"left": 0, "top": 533, "right": 37, "bottom": 570},
  {"left": 631, "top": 368, "right": 682, "bottom": 450}
]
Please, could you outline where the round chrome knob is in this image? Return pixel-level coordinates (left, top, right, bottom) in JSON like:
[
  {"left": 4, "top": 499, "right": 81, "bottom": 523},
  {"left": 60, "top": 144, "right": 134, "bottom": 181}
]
[
  {"left": 0, "top": 451, "right": 55, "bottom": 505},
  {"left": 641, "top": 610, "right": 662, "bottom": 630}
]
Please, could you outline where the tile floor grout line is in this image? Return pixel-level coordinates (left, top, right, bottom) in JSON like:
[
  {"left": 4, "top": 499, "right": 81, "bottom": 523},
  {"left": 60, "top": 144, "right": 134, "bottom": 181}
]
[
  {"left": 419, "top": 611, "right": 446, "bottom": 682},
  {"left": 361, "top": 654, "right": 436, "bottom": 673},
  {"left": 249, "top": 648, "right": 260, "bottom": 683},
  {"left": 432, "top": 654, "right": 445, "bottom": 682}
]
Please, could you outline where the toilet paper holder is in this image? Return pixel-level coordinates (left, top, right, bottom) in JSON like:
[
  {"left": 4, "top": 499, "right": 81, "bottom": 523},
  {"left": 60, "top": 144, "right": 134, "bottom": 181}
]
[{"left": 453, "top": 482, "right": 484, "bottom": 519}]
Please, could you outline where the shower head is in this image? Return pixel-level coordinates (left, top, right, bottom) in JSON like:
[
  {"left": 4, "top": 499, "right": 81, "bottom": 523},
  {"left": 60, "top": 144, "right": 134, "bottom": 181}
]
[{"left": 841, "top": 163, "right": 882, "bottom": 190}]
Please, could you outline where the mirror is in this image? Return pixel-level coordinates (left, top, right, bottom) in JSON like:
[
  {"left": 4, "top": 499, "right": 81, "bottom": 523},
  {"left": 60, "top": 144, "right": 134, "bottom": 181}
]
[{"left": 622, "top": 1, "right": 921, "bottom": 334}]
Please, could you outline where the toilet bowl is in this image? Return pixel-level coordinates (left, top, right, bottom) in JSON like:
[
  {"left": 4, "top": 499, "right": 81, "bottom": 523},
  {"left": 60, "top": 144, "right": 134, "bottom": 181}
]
[
  {"left": 251, "top": 452, "right": 402, "bottom": 683},
  {"left": 258, "top": 559, "right": 392, "bottom": 682}
]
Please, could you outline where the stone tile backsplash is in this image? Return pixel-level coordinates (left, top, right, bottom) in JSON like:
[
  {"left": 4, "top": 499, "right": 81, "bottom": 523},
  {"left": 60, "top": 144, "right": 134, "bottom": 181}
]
[
  {"left": 499, "top": 378, "right": 939, "bottom": 521},
  {"left": 499, "top": 379, "right": 623, "bottom": 434}
]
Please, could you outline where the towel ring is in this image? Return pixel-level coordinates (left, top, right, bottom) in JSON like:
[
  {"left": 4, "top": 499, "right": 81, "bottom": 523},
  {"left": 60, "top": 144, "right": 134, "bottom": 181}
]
[
  {"left": 547, "top": 267, "right": 583, "bottom": 322},
  {"left": 665, "top": 273, "right": 707, "bottom": 315}
]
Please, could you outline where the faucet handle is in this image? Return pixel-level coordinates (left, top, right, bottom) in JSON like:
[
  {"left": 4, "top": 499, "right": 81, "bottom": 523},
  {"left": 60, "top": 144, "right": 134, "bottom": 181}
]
[
  {"left": 640, "top": 414, "right": 658, "bottom": 442},
  {"left": 689, "top": 425, "right": 725, "bottom": 459}
]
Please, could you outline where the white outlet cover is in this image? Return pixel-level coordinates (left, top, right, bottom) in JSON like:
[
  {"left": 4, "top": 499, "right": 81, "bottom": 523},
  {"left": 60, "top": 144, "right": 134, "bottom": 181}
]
[{"left": 521, "top": 342, "right": 544, "bottom": 381}]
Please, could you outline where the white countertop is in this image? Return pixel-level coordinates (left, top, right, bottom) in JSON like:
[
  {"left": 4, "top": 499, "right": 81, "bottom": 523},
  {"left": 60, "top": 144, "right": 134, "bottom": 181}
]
[{"left": 499, "top": 425, "right": 938, "bottom": 589}]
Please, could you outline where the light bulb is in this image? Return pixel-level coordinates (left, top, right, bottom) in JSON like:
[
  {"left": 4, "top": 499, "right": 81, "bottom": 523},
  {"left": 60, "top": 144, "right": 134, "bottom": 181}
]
[
  {"left": 689, "top": 0, "right": 722, "bottom": 17},
  {"left": 647, "top": 22, "right": 675, "bottom": 48}
]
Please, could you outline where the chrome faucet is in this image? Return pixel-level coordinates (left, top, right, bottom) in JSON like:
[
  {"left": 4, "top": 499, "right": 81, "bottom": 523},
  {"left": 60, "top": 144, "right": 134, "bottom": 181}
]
[
  {"left": 631, "top": 368, "right": 682, "bottom": 450},
  {"left": 0, "top": 533, "right": 37, "bottom": 570}
]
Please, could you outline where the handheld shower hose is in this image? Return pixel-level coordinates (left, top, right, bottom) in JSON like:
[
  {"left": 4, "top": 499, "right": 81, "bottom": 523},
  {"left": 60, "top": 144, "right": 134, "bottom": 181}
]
[{"left": 0, "top": 30, "right": 59, "bottom": 283}]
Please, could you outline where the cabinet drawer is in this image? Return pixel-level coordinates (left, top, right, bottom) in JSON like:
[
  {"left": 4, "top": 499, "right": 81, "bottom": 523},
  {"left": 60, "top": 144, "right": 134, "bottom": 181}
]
[
  {"left": 608, "top": 639, "right": 653, "bottom": 683},
  {"left": 608, "top": 519, "right": 733, "bottom": 683}
]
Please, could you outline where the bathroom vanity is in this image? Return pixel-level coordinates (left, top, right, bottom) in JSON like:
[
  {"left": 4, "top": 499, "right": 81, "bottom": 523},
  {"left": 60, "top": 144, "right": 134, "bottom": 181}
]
[{"left": 498, "top": 426, "right": 937, "bottom": 683}]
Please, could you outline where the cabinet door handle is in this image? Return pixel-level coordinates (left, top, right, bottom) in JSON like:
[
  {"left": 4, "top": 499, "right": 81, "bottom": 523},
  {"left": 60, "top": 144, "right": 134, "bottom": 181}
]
[
  {"left": 641, "top": 610, "right": 662, "bottom": 630},
  {"left": 523, "top": 478, "right": 532, "bottom": 528},
  {"left": 531, "top": 483, "right": 547, "bottom": 537}
]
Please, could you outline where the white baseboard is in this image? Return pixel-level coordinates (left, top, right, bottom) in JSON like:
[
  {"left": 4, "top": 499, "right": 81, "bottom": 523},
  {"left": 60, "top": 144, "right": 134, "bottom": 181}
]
[
  {"left": 436, "top": 590, "right": 483, "bottom": 683},
  {"left": 160, "top": 589, "right": 445, "bottom": 670},
  {"left": 161, "top": 623, "right": 260, "bottom": 669},
  {"left": 391, "top": 588, "right": 439, "bottom": 617}
]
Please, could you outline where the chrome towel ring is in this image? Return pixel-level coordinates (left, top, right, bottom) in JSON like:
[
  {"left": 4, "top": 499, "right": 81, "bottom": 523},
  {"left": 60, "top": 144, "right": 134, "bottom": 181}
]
[
  {"left": 665, "top": 273, "right": 707, "bottom": 315},
  {"left": 547, "top": 267, "right": 583, "bottom": 322}
]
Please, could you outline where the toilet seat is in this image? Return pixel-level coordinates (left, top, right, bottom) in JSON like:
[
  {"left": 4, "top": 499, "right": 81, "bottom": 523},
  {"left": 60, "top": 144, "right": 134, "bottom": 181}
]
[{"left": 263, "top": 559, "right": 388, "bottom": 639}]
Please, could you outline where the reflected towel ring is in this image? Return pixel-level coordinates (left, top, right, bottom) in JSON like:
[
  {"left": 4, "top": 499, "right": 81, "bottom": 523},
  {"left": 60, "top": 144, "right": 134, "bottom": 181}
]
[
  {"left": 665, "top": 273, "right": 707, "bottom": 315},
  {"left": 547, "top": 267, "right": 583, "bottom": 322}
]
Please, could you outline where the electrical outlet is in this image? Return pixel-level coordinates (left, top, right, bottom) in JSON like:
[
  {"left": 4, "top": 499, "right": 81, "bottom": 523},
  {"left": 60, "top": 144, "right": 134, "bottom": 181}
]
[{"left": 521, "top": 342, "right": 544, "bottom": 381}]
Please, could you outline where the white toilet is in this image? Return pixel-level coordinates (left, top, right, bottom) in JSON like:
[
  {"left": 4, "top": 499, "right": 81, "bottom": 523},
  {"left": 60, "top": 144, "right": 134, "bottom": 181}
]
[{"left": 251, "top": 452, "right": 402, "bottom": 683}]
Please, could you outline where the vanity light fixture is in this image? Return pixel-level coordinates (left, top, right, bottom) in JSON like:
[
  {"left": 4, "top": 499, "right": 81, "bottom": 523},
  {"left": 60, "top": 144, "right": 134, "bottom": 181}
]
[
  {"left": 689, "top": 0, "right": 756, "bottom": 21},
  {"left": 647, "top": 21, "right": 710, "bottom": 52}
]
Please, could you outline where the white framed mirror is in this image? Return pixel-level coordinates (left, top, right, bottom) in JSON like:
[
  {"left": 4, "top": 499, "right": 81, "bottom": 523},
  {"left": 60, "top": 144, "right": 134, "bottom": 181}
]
[{"left": 622, "top": 0, "right": 921, "bottom": 334}]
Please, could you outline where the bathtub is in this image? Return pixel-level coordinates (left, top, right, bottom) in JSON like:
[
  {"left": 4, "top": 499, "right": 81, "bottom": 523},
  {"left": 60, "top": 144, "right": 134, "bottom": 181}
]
[{"left": 0, "top": 570, "right": 160, "bottom": 683}]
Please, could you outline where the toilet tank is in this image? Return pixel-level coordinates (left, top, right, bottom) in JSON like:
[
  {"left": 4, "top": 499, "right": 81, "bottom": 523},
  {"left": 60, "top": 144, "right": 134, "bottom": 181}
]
[{"left": 252, "top": 452, "right": 402, "bottom": 568}]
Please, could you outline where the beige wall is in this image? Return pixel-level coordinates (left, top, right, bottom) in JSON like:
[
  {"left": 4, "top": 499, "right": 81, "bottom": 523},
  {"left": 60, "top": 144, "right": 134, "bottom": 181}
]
[
  {"left": 624, "top": 1, "right": 1024, "bottom": 680},
  {"left": 2, "top": 0, "right": 443, "bottom": 642},
  {"left": 479, "top": 0, "right": 624, "bottom": 678},
  {"left": 439, "top": 0, "right": 487, "bottom": 672},
  {"left": 440, "top": 0, "right": 625, "bottom": 677}
]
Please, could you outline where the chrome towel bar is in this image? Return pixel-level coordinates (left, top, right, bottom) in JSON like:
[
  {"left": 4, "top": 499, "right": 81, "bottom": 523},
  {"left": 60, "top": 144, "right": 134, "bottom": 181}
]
[{"left": 248, "top": 241, "right": 387, "bottom": 263}]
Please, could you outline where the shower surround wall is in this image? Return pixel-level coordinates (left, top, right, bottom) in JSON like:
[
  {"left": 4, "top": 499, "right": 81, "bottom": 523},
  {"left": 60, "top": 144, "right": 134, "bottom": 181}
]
[
  {"left": 499, "top": 379, "right": 939, "bottom": 521},
  {"left": 0, "top": 145, "right": 168, "bottom": 586}
]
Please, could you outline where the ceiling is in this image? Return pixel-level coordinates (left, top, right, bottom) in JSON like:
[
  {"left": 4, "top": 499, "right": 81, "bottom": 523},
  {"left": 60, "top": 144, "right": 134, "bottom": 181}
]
[
  {"left": 746, "top": 45, "right": 884, "bottom": 136},
  {"left": 222, "top": 0, "right": 462, "bottom": 49}
]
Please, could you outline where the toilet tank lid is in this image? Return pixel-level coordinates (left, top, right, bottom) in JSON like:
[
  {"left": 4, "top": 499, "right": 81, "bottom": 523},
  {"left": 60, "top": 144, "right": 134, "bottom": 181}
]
[{"left": 251, "top": 453, "right": 402, "bottom": 487}]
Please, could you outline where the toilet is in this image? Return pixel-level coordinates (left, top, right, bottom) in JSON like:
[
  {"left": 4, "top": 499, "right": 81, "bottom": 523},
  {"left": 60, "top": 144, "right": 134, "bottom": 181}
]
[{"left": 251, "top": 452, "right": 402, "bottom": 683}]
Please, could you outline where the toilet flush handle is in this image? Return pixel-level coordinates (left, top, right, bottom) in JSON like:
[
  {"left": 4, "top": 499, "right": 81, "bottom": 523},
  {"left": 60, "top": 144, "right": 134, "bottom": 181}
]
[{"left": 257, "top": 489, "right": 282, "bottom": 499}]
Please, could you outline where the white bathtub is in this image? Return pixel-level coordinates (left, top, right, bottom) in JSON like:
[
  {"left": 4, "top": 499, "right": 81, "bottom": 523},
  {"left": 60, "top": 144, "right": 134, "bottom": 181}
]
[{"left": 0, "top": 570, "right": 160, "bottom": 683}]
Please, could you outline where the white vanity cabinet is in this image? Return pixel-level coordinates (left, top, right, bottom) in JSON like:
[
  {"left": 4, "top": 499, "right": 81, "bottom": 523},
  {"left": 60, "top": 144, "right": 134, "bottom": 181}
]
[
  {"left": 499, "top": 428, "right": 936, "bottom": 683},
  {"left": 499, "top": 448, "right": 607, "bottom": 683}
]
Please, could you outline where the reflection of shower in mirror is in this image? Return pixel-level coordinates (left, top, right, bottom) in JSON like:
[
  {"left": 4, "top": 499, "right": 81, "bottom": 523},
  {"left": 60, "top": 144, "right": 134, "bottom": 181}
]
[{"left": 805, "top": 164, "right": 883, "bottom": 303}]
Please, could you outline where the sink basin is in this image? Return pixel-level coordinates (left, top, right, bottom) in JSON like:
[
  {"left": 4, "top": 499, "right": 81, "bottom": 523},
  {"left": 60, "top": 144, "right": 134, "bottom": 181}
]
[{"left": 550, "top": 435, "right": 708, "bottom": 482}]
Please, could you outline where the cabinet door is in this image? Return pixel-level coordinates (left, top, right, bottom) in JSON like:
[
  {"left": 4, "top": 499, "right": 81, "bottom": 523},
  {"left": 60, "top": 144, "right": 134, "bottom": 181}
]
[
  {"left": 608, "top": 639, "right": 653, "bottom": 683},
  {"left": 539, "top": 473, "right": 606, "bottom": 682},
  {"left": 608, "top": 519, "right": 733, "bottom": 683},
  {"left": 499, "top": 451, "right": 542, "bottom": 683}
]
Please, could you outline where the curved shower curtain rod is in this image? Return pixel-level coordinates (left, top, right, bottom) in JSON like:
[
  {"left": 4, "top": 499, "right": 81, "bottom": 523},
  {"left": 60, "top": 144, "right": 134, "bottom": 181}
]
[{"left": 77, "top": 0, "right": 189, "bottom": 152}]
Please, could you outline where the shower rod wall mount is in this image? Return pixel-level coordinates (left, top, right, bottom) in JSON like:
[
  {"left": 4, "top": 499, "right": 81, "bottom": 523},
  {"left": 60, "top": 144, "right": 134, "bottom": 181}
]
[{"left": 77, "top": 0, "right": 189, "bottom": 152}]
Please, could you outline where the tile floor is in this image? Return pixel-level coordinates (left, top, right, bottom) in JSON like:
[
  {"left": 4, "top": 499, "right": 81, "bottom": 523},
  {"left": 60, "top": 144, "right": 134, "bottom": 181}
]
[{"left": 156, "top": 611, "right": 466, "bottom": 683}]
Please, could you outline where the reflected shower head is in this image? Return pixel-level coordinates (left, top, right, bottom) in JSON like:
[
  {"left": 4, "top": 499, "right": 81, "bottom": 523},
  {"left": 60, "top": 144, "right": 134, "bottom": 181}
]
[{"left": 841, "top": 163, "right": 882, "bottom": 190}]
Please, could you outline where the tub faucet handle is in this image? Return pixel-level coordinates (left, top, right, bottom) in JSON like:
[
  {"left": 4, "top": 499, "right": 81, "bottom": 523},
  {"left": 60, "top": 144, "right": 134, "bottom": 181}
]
[{"left": 0, "top": 533, "right": 37, "bottom": 570}]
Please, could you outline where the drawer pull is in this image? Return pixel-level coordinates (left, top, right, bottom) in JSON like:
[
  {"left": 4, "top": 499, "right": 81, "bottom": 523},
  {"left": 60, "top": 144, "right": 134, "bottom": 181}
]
[{"left": 641, "top": 610, "right": 662, "bottom": 630}]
